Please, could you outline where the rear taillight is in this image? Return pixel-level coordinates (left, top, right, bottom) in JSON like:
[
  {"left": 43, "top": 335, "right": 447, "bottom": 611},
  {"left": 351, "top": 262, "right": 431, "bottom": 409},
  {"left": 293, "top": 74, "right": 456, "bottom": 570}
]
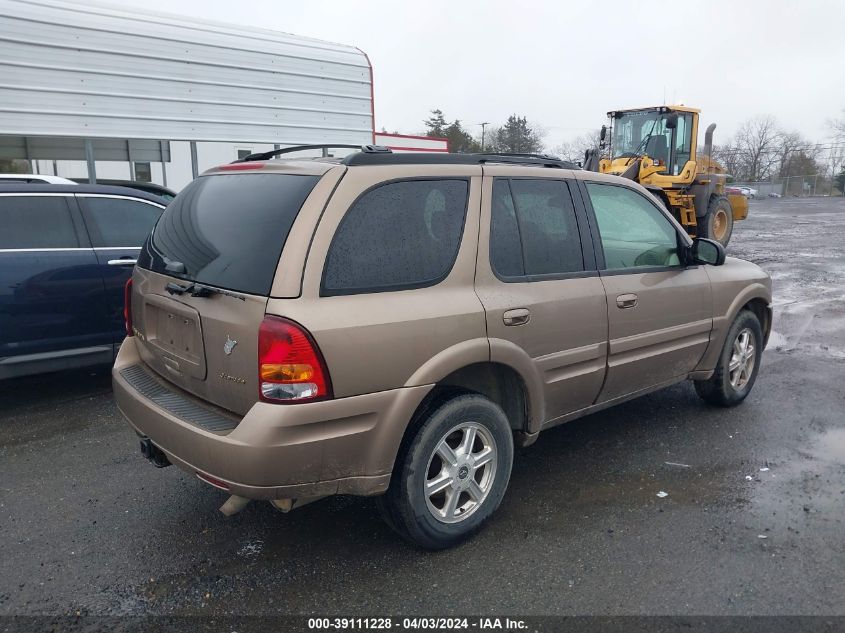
[
  {"left": 258, "top": 316, "right": 332, "bottom": 403},
  {"left": 124, "top": 278, "right": 133, "bottom": 337}
]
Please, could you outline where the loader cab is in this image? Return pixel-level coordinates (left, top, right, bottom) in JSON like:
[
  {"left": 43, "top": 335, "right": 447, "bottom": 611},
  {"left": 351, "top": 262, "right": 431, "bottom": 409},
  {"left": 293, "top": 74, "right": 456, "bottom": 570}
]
[{"left": 607, "top": 107, "right": 699, "bottom": 179}]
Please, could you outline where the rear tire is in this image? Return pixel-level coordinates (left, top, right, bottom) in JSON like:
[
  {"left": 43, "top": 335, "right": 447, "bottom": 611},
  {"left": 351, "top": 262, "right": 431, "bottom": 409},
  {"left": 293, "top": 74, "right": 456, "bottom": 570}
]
[
  {"left": 378, "top": 394, "right": 514, "bottom": 550},
  {"left": 694, "top": 310, "right": 763, "bottom": 407},
  {"left": 700, "top": 196, "right": 734, "bottom": 247}
]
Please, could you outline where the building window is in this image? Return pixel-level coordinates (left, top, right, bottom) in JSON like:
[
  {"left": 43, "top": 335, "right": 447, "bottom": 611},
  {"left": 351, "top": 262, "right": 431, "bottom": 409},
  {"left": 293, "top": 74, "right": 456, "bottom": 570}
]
[
  {"left": 134, "top": 162, "right": 152, "bottom": 182},
  {"left": 237, "top": 149, "right": 253, "bottom": 160}
]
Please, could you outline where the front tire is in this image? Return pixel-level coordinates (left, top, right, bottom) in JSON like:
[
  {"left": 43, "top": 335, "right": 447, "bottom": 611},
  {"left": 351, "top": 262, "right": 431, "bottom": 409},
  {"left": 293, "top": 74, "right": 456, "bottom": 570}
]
[
  {"left": 694, "top": 310, "right": 763, "bottom": 407},
  {"left": 700, "top": 196, "right": 734, "bottom": 247},
  {"left": 378, "top": 394, "right": 514, "bottom": 550}
]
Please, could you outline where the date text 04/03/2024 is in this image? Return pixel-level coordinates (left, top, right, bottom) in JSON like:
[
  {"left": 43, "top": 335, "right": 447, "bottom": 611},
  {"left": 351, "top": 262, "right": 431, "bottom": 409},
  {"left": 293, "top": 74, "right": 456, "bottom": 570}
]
[{"left": 307, "top": 617, "right": 528, "bottom": 630}]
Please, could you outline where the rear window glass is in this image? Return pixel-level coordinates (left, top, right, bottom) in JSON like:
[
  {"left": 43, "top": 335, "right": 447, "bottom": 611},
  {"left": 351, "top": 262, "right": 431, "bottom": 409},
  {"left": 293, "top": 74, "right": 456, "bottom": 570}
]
[
  {"left": 322, "top": 179, "right": 469, "bottom": 295},
  {"left": 138, "top": 173, "right": 319, "bottom": 295}
]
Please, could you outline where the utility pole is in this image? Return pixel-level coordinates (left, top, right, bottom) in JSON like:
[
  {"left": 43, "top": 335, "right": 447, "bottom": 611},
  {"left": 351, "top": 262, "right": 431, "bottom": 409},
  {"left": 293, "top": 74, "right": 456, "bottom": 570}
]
[{"left": 479, "top": 122, "right": 490, "bottom": 151}]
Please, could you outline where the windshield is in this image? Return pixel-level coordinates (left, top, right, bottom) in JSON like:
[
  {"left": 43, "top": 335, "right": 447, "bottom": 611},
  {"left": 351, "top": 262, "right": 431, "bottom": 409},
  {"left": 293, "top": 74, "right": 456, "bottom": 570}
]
[{"left": 611, "top": 110, "right": 671, "bottom": 159}]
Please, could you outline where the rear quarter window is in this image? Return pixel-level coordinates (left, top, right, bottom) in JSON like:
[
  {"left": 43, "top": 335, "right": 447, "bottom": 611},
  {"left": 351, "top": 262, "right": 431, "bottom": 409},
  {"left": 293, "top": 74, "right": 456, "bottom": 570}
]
[
  {"left": 137, "top": 173, "right": 320, "bottom": 296},
  {"left": 321, "top": 179, "right": 469, "bottom": 295}
]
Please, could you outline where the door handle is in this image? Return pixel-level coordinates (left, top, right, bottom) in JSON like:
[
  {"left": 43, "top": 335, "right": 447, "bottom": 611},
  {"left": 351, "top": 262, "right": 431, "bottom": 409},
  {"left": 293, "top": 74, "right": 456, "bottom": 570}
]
[
  {"left": 616, "top": 293, "right": 638, "bottom": 309},
  {"left": 503, "top": 308, "right": 530, "bottom": 326},
  {"left": 107, "top": 258, "right": 137, "bottom": 266}
]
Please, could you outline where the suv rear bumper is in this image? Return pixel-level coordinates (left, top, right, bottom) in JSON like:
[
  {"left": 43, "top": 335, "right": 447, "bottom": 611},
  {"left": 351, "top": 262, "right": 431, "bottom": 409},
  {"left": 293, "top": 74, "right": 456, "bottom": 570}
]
[{"left": 112, "top": 337, "right": 431, "bottom": 500}]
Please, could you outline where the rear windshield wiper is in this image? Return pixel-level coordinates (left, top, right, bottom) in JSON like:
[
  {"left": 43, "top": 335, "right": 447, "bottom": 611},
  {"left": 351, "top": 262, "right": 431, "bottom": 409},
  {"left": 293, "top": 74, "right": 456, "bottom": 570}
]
[{"left": 165, "top": 282, "right": 245, "bottom": 301}]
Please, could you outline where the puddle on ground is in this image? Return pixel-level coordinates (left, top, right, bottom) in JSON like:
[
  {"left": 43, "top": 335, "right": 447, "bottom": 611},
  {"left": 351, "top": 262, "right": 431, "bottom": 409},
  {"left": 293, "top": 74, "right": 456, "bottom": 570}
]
[
  {"left": 810, "top": 428, "right": 845, "bottom": 464},
  {"left": 561, "top": 465, "right": 740, "bottom": 508},
  {"left": 767, "top": 331, "right": 788, "bottom": 349}
]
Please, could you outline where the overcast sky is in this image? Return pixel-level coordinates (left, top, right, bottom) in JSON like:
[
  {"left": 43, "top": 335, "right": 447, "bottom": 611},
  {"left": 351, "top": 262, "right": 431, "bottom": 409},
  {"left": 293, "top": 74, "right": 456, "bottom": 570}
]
[{"left": 134, "top": 0, "right": 843, "bottom": 149}]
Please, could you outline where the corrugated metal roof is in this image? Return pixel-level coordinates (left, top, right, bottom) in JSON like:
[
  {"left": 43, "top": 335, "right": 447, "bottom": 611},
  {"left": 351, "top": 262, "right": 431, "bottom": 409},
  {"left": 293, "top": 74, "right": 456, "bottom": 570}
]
[{"left": 0, "top": 0, "right": 374, "bottom": 144}]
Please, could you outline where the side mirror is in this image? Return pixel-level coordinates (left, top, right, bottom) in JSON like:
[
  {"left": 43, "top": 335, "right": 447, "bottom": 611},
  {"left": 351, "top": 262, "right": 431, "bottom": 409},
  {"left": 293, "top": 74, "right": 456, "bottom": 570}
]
[
  {"left": 665, "top": 112, "right": 678, "bottom": 129},
  {"left": 691, "top": 238, "right": 726, "bottom": 266},
  {"left": 600, "top": 125, "right": 607, "bottom": 141}
]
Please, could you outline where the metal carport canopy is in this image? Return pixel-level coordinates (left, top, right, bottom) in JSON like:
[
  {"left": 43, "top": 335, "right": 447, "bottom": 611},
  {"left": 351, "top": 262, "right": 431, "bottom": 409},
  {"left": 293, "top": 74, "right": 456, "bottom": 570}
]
[{"left": 0, "top": 0, "right": 375, "bottom": 145}]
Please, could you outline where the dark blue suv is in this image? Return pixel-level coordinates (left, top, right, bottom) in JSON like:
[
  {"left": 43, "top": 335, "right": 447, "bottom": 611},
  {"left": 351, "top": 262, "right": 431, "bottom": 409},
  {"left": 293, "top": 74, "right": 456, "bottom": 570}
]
[{"left": 0, "top": 184, "right": 166, "bottom": 378}]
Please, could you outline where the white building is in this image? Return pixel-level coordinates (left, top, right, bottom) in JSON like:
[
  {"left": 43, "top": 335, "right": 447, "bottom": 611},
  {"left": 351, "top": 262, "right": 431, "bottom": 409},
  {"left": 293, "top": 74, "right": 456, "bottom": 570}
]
[
  {"left": 0, "top": 0, "right": 388, "bottom": 191},
  {"left": 374, "top": 133, "right": 449, "bottom": 154}
]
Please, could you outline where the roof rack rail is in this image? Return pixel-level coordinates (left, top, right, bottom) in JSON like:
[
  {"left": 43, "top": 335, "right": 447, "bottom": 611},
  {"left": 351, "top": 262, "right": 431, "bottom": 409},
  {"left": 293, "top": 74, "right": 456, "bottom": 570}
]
[
  {"left": 475, "top": 152, "right": 563, "bottom": 161},
  {"left": 341, "top": 152, "right": 580, "bottom": 169},
  {"left": 235, "top": 144, "right": 392, "bottom": 163}
]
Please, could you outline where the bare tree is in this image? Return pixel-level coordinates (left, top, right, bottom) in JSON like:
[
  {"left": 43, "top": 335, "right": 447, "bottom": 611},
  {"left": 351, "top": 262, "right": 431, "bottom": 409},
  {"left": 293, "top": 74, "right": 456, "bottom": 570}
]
[
  {"left": 828, "top": 110, "right": 845, "bottom": 182},
  {"left": 712, "top": 116, "right": 819, "bottom": 182},
  {"left": 830, "top": 109, "right": 845, "bottom": 141},
  {"left": 733, "top": 116, "right": 782, "bottom": 181},
  {"left": 828, "top": 144, "right": 845, "bottom": 183},
  {"left": 551, "top": 130, "right": 602, "bottom": 165},
  {"left": 775, "top": 131, "right": 822, "bottom": 178},
  {"left": 712, "top": 142, "right": 744, "bottom": 180}
]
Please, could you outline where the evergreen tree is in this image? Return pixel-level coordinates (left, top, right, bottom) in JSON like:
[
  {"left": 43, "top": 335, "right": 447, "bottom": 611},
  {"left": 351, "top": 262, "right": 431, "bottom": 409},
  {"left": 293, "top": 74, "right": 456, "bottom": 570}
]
[
  {"left": 487, "top": 115, "right": 545, "bottom": 153},
  {"left": 424, "top": 110, "right": 481, "bottom": 153},
  {"left": 444, "top": 120, "right": 481, "bottom": 153},
  {"left": 424, "top": 109, "right": 448, "bottom": 137}
]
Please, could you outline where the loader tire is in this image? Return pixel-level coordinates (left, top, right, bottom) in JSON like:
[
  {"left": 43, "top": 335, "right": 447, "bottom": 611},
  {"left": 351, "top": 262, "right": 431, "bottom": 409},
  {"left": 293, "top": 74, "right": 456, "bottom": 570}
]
[{"left": 700, "top": 196, "right": 734, "bottom": 247}]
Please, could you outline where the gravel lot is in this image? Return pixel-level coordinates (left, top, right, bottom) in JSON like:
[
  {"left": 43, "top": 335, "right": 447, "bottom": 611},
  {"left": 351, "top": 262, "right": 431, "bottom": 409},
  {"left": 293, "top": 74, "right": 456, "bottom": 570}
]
[{"left": 1, "top": 196, "right": 843, "bottom": 617}]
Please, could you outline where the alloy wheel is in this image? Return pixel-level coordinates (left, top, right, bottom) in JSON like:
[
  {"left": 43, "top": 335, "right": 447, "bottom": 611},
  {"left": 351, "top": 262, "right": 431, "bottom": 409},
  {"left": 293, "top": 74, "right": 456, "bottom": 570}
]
[
  {"left": 424, "top": 422, "right": 497, "bottom": 524},
  {"left": 729, "top": 327, "right": 756, "bottom": 390}
]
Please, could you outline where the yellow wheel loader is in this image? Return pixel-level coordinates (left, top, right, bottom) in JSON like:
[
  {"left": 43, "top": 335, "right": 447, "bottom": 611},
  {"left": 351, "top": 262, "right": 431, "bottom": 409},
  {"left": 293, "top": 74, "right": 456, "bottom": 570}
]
[{"left": 583, "top": 105, "right": 748, "bottom": 246}]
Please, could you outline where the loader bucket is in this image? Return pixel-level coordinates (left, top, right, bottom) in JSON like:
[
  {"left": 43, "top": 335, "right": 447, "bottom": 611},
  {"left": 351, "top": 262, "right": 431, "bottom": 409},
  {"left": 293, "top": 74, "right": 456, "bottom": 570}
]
[{"left": 728, "top": 193, "right": 749, "bottom": 221}]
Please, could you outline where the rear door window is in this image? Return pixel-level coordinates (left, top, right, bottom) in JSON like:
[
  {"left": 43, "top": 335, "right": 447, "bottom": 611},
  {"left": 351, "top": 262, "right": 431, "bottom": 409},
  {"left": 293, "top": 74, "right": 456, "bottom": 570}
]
[
  {"left": 79, "top": 197, "right": 163, "bottom": 247},
  {"left": 0, "top": 196, "right": 79, "bottom": 248},
  {"left": 138, "top": 173, "right": 320, "bottom": 296},
  {"left": 489, "top": 178, "right": 584, "bottom": 278},
  {"left": 321, "top": 179, "right": 469, "bottom": 295}
]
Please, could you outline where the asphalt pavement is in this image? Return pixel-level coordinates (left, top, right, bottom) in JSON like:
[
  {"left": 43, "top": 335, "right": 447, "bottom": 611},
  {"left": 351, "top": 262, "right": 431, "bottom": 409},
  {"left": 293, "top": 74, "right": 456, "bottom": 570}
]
[{"left": 1, "top": 196, "right": 843, "bottom": 617}]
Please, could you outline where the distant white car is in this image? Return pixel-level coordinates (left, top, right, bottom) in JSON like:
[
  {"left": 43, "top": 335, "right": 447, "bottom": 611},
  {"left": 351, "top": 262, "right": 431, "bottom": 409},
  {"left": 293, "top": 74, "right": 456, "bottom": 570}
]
[
  {"left": 0, "top": 174, "right": 77, "bottom": 184},
  {"left": 737, "top": 186, "right": 758, "bottom": 199}
]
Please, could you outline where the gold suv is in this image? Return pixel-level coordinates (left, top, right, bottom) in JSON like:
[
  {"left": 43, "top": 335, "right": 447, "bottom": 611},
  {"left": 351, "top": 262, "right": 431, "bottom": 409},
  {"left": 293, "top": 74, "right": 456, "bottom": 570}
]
[{"left": 113, "top": 146, "right": 772, "bottom": 549}]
